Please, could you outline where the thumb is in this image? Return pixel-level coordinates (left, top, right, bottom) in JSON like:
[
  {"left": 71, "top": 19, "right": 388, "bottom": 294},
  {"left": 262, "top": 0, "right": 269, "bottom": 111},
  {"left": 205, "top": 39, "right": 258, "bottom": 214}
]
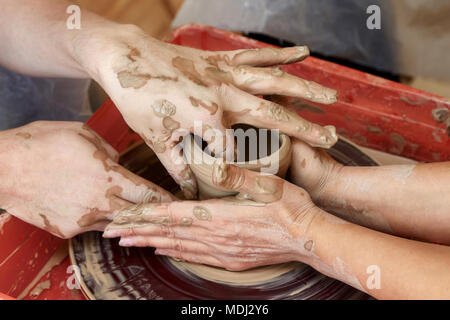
[{"left": 212, "top": 159, "right": 284, "bottom": 203}]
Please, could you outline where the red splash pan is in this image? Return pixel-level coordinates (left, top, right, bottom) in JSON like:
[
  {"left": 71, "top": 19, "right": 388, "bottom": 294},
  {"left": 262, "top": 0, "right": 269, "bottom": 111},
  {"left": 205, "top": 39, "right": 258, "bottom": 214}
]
[{"left": 0, "top": 23, "right": 448, "bottom": 300}]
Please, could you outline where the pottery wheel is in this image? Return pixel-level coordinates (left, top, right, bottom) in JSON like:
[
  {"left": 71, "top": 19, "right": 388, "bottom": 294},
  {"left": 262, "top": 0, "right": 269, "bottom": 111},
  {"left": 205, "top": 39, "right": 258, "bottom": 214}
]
[{"left": 70, "top": 138, "right": 377, "bottom": 300}]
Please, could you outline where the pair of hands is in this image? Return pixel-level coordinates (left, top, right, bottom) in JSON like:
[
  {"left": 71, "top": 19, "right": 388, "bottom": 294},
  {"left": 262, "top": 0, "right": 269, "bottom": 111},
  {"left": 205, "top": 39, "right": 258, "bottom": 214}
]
[
  {"left": 75, "top": 25, "right": 338, "bottom": 199},
  {"left": 1, "top": 27, "right": 342, "bottom": 269},
  {"left": 101, "top": 139, "right": 342, "bottom": 270},
  {"left": 0, "top": 122, "right": 341, "bottom": 270}
]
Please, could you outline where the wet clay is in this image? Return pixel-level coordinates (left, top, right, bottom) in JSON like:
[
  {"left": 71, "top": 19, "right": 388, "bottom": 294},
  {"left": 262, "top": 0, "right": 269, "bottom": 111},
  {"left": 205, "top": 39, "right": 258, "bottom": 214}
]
[
  {"left": 193, "top": 206, "right": 212, "bottom": 221},
  {"left": 202, "top": 54, "right": 231, "bottom": 68},
  {"left": 29, "top": 280, "right": 51, "bottom": 297},
  {"left": 189, "top": 96, "right": 219, "bottom": 115},
  {"left": 152, "top": 99, "right": 177, "bottom": 118},
  {"left": 390, "top": 133, "right": 406, "bottom": 154},
  {"left": 117, "top": 70, "right": 177, "bottom": 89},
  {"left": 16, "top": 132, "right": 31, "bottom": 139},
  {"left": 253, "top": 176, "right": 284, "bottom": 203},
  {"left": 181, "top": 217, "right": 193, "bottom": 226},
  {"left": 257, "top": 102, "right": 291, "bottom": 122},
  {"left": 431, "top": 107, "right": 450, "bottom": 136},
  {"left": 77, "top": 208, "right": 112, "bottom": 228},
  {"left": 77, "top": 185, "right": 125, "bottom": 229},
  {"left": 289, "top": 99, "right": 326, "bottom": 114},
  {"left": 162, "top": 117, "right": 180, "bottom": 131},
  {"left": 231, "top": 47, "right": 309, "bottom": 67},
  {"left": 108, "top": 204, "right": 172, "bottom": 229},
  {"left": 126, "top": 46, "right": 141, "bottom": 62},
  {"left": 170, "top": 260, "right": 304, "bottom": 286},
  {"left": 39, "top": 214, "right": 64, "bottom": 238},
  {"left": 172, "top": 56, "right": 209, "bottom": 87},
  {"left": 304, "top": 240, "right": 314, "bottom": 251}
]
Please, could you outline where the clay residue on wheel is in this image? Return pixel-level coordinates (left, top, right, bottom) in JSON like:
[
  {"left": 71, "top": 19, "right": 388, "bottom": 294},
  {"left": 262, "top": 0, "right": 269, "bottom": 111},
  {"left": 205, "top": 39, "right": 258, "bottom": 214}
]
[{"left": 168, "top": 259, "right": 305, "bottom": 286}]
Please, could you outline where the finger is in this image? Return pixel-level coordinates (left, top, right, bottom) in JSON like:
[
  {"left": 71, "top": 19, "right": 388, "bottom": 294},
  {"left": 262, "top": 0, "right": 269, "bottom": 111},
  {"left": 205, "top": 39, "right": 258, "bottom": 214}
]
[
  {"left": 211, "top": 159, "right": 284, "bottom": 203},
  {"left": 149, "top": 138, "right": 198, "bottom": 200},
  {"left": 218, "top": 65, "right": 337, "bottom": 105},
  {"left": 117, "top": 236, "right": 211, "bottom": 255},
  {"left": 222, "top": 85, "right": 338, "bottom": 148},
  {"left": 106, "top": 159, "right": 176, "bottom": 203},
  {"left": 105, "top": 201, "right": 200, "bottom": 231},
  {"left": 186, "top": 99, "right": 234, "bottom": 158},
  {"left": 103, "top": 218, "right": 204, "bottom": 238},
  {"left": 155, "top": 249, "right": 224, "bottom": 267},
  {"left": 222, "top": 46, "right": 310, "bottom": 67},
  {"left": 81, "top": 195, "right": 134, "bottom": 232}
]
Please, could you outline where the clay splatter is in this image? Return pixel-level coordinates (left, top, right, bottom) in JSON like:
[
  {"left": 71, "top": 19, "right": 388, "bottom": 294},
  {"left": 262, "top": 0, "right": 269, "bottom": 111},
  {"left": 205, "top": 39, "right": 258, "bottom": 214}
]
[
  {"left": 367, "top": 125, "right": 382, "bottom": 134},
  {"left": 304, "top": 240, "right": 314, "bottom": 251},
  {"left": 193, "top": 206, "right": 212, "bottom": 221},
  {"left": 290, "top": 99, "right": 325, "bottom": 114},
  {"left": 181, "top": 217, "right": 193, "bottom": 226},
  {"left": 162, "top": 117, "right": 180, "bottom": 131},
  {"left": 77, "top": 208, "right": 111, "bottom": 228},
  {"left": 390, "top": 133, "right": 406, "bottom": 154},
  {"left": 16, "top": 132, "right": 31, "bottom": 139},
  {"left": 189, "top": 96, "right": 219, "bottom": 115},
  {"left": 152, "top": 99, "right": 177, "bottom": 118},
  {"left": 257, "top": 102, "right": 291, "bottom": 122},
  {"left": 172, "top": 56, "right": 208, "bottom": 87}
]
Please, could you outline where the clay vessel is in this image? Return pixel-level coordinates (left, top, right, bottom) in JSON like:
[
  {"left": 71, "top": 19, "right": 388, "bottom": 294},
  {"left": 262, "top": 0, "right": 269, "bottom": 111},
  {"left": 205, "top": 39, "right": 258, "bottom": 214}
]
[{"left": 184, "top": 125, "right": 292, "bottom": 199}]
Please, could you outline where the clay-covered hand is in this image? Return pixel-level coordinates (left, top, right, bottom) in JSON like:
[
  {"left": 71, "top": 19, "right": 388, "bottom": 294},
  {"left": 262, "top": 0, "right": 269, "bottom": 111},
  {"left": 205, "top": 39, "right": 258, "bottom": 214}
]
[
  {"left": 288, "top": 138, "right": 343, "bottom": 201},
  {"left": 103, "top": 162, "right": 322, "bottom": 271},
  {"left": 75, "top": 25, "right": 338, "bottom": 200},
  {"left": 0, "top": 121, "right": 175, "bottom": 239}
]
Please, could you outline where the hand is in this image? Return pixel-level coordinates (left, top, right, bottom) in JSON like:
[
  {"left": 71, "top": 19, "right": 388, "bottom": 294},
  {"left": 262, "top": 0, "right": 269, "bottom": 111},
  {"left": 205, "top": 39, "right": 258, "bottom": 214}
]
[
  {"left": 0, "top": 121, "right": 175, "bottom": 239},
  {"left": 288, "top": 138, "right": 343, "bottom": 202},
  {"left": 103, "top": 161, "right": 322, "bottom": 271},
  {"left": 74, "top": 25, "right": 339, "bottom": 199}
]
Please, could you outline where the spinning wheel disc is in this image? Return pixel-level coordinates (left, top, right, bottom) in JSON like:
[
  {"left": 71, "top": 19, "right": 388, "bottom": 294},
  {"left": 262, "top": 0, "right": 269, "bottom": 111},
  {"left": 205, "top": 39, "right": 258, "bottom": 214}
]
[{"left": 70, "top": 138, "right": 377, "bottom": 300}]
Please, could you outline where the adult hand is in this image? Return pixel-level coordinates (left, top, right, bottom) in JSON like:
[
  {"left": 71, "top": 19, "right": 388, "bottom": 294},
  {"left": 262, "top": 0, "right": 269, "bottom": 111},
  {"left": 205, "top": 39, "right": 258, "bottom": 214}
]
[
  {"left": 103, "top": 161, "right": 324, "bottom": 271},
  {"left": 0, "top": 121, "right": 174, "bottom": 239},
  {"left": 75, "top": 25, "right": 339, "bottom": 199},
  {"left": 288, "top": 138, "right": 343, "bottom": 201}
]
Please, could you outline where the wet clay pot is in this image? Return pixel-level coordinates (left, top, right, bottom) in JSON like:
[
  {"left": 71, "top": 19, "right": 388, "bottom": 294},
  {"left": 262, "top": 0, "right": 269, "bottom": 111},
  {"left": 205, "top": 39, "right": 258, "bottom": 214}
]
[{"left": 184, "top": 125, "right": 292, "bottom": 200}]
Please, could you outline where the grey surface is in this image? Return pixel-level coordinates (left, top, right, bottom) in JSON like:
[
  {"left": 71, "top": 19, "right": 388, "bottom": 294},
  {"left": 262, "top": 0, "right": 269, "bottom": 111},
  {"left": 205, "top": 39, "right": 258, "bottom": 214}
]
[{"left": 0, "top": 65, "right": 91, "bottom": 130}]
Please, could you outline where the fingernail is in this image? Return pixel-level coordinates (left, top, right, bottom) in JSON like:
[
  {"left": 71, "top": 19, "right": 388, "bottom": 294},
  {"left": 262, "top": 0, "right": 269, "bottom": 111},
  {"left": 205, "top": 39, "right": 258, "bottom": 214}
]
[
  {"left": 119, "top": 238, "right": 134, "bottom": 247},
  {"left": 103, "top": 228, "right": 121, "bottom": 238},
  {"left": 296, "top": 46, "right": 310, "bottom": 57},
  {"left": 156, "top": 249, "right": 168, "bottom": 255}
]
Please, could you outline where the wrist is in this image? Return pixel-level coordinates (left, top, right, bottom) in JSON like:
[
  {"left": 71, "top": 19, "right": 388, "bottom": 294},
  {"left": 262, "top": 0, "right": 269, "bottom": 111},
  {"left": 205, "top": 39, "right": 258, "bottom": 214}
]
[
  {"left": 284, "top": 203, "right": 324, "bottom": 265},
  {"left": 69, "top": 21, "right": 150, "bottom": 82},
  {"left": 310, "top": 161, "right": 344, "bottom": 206}
]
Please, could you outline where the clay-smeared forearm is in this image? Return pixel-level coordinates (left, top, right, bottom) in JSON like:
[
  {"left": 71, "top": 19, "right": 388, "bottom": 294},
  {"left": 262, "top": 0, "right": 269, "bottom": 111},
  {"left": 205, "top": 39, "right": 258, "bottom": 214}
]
[
  {"left": 305, "top": 208, "right": 450, "bottom": 299},
  {"left": 317, "top": 162, "right": 450, "bottom": 244}
]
